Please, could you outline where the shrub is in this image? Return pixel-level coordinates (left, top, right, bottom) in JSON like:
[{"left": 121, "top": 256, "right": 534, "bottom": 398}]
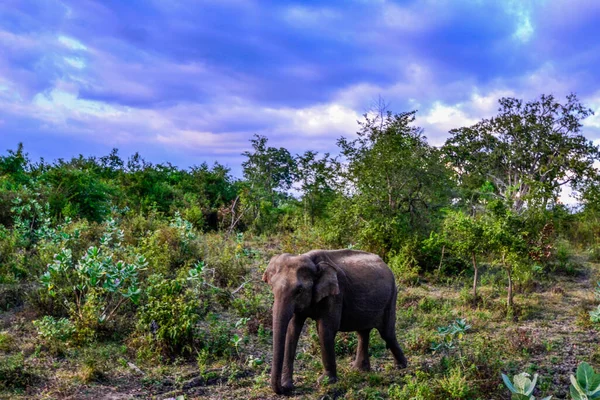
[
  {"left": 0, "top": 353, "right": 36, "bottom": 391},
  {"left": 32, "top": 316, "right": 75, "bottom": 352},
  {"left": 199, "top": 233, "right": 250, "bottom": 287},
  {"left": 39, "top": 220, "right": 146, "bottom": 339},
  {"left": 388, "top": 236, "right": 421, "bottom": 286},
  {"left": 439, "top": 366, "right": 471, "bottom": 399},
  {"left": 134, "top": 274, "right": 203, "bottom": 356}
]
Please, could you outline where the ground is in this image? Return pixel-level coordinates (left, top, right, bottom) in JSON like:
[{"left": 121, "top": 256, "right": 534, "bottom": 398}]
[{"left": 1, "top": 256, "right": 599, "bottom": 400}]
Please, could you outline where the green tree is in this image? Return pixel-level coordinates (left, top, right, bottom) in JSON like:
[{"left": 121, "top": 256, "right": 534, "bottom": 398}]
[
  {"left": 295, "top": 151, "right": 336, "bottom": 225},
  {"left": 483, "top": 201, "right": 530, "bottom": 308},
  {"left": 0, "top": 143, "right": 30, "bottom": 186},
  {"left": 241, "top": 135, "right": 296, "bottom": 205},
  {"left": 335, "top": 110, "right": 453, "bottom": 254},
  {"left": 442, "top": 210, "right": 485, "bottom": 298},
  {"left": 444, "top": 94, "right": 597, "bottom": 213},
  {"left": 240, "top": 135, "right": 297, "bottom": 232}
]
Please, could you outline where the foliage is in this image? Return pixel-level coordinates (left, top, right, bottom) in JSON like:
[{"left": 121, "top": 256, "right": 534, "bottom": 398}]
[
  {"left": 431, "top": 319, "right": 471, "bottom": 362},
  {"left": 33, "top": 316, "right": 75, "bottom": 343},
  {"left": 570, "top": 362, "right": 600, "bottom": 399},
  {"left": 442, "top": 210, "right": 485, "bottom": 297},
  {"left": 336, "top": 109, "right": 453, "bottom": 254},
  {"left": 387, "top": 236, "right": 422, "bottom": 285},
  {"left": 39, "top": 219, "right": 147, "bottom": 336},
  {"left": 444, "top": 93, "right": 597, "bottom": 213},
  {"left": 502, "top": 372, "right": 552, "bottom": 400},
  {"left": 133, "top": 273, "right": 202, "bottom": 357},
  {"left": 0, "top": 353, "right": 36, "bottom": 391}
]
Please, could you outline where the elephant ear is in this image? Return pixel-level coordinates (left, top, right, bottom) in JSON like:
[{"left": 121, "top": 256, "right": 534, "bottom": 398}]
[
  {"left": 262, "top": 255, "right": 281, "bottom": 284},
  {"left": 314, "top": 261, "right": 340, "bottom": 303}
]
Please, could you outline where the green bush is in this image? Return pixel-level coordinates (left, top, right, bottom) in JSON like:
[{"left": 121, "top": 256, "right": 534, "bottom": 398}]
[
  {"left": 388, "top": 236, "right": 421, "bottom": 286},
  {"left": 439, "top": 366, "right": 471, "bottom": 399},
  {"left": 32, "top": 316, "right": 75, "bottom": 347},
  {"left": 133, "top": 274, "right": 203, "bottom": 357},
  {"left": 39, "top": 219, "right": 146, "bottom": 339},
  {"left": 0, "top": 353, "right": 35, "bottom": 391},
  {"left": 199, "top": 233, "right": 250, "bottom": 287}
]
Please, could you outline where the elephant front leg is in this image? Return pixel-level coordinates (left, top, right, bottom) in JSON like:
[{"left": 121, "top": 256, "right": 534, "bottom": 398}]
[
  {"left": 316, "top": 320, "right": 338, "bottom": 385},
  {"left": 282, "top": 315, "right": 306, "bottom": 392}
]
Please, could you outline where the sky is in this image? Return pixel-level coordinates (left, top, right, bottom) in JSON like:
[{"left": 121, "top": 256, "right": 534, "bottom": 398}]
[{"left": 1, "top": 0, "right": 600, "bottom": 177}]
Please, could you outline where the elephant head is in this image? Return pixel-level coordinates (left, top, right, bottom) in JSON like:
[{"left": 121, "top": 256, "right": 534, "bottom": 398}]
[{"left": 262, "top": 253, "right": 340, "bottom": 394}]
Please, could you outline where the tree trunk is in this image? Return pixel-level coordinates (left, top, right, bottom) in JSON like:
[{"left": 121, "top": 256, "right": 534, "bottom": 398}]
[
  {"left": 471, "top": 252, "right": 478, "bottom": 299},
  {"left": 503, "top": 253, "right": 513, "bottom": 308},
  {"left": 438, "top": 245, "right": 445, "bottom": 273}
]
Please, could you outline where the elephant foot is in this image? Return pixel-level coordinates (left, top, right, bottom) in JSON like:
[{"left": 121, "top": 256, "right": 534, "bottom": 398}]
[
  {"left": 395, "top": 358, "right": 408, "bottom": 369},
  {"left": 318, "top": 373, "right": 338, "bottom": 386},
  {"left": 352, "top": 360, "right": 371, "bottom": 372},
  {"left": 281, "top": 379, "right": 294, "bottom": 393}
]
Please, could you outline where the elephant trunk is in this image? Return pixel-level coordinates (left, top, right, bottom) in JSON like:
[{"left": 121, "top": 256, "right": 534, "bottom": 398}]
[{"left": 271, "top": 301, "right": 293, "bottom": 394}]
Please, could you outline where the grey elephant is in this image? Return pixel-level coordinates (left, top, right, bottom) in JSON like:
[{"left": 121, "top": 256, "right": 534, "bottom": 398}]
[{"left": 262, "top": 249, "right": 408, "bottom": 395}]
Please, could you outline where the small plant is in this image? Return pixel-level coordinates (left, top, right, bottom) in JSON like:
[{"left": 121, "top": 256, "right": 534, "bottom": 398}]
[
  {"left": 440, "top": 366, "right": 471, "bottom": 399},
  {"left": 590, "top": 282, "right": 600, "bottom": 324},
  {"left": 431, "top": 319, "right": 471, "bottom": 363},
  {"left": 247, "top": 355, "right": 264, "bottom": 369},
  {"left": 570, "top": 362, "right": 600, "bottom": 399},
  {"left": 502, "top": 372, "right": 552, "bottom": 399},
  {"left": 33, "top": 316, "right": 75, "bottom": 343}
]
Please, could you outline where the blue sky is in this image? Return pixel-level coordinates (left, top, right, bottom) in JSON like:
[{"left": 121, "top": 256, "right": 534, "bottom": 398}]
[{"left": 1, "top": 0, "right": 600, "bottom": 174}]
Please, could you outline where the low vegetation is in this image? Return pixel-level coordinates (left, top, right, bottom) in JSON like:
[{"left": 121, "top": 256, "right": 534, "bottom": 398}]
[{"left": 1, "top": 93, "right": 600, "bottom": 399}]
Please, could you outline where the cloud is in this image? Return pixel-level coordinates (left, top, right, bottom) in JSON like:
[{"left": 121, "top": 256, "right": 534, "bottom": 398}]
[{"left": 0, "top": 0, "right": 599, "bottom": 177}]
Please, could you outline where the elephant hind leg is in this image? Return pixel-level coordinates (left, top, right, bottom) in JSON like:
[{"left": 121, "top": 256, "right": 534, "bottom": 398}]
[
  {"left": 378, "top": 290, "right": 408, "bottom": 369},
  {"left": 352, "top": 329, "right": 371, "bottom": 371}
]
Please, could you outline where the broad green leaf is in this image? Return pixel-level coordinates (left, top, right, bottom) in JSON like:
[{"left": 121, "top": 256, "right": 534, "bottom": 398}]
[
  {"left": 502, "top": 374, "right": 517, "bottom": 393},
  {"left": 577, "top": 363, "right": 599, "bottom": 391},
  {"left": 571, "top": 374, "right": 586, "bottom": 396},
  {"left": 514, "top": 373, "right": 532, "bottom": 393}
]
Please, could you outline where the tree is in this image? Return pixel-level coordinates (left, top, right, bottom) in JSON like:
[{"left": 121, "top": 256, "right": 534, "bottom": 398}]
[
  {"left": 483, "top": 201, "right": 530, "bottom": 308},
  {"left": 0, "top": 143, "right": 30, "bottom": 186},
  {"left": 442, "top": 210, "right": 485, "bottom": 298},
  {"left": 241, "top": 135, "right": 296, "bottom": 206},
  {"left": 335, "top": 110, "right": 453, "bottom": 254},
  {"left": 295, "top": 151, "right": 336, "bottom": 225},
  {"left": 444, "top": 94, "right": 598, "bottom": 213},
  {"left": 240, "top": 135, "right": 297, "bottom": 232}
]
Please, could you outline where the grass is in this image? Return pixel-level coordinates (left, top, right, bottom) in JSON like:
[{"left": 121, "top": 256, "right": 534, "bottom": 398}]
[{"left": 0, "top": 243, "right": 599, "bottom": 399}]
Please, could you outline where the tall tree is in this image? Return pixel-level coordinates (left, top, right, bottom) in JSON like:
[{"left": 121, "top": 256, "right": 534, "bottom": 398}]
[
  {"left": 295, "top": 151, "right": 336, "bottom": 225},
  {"left": 444, "top": 94, "right": 598, "bottom": 212},
  {"left": 335, "top": 110, "right": 453, "bottom": 254},
  {"left": 241, "top": 135, "right": 296, "bottom": 206}
]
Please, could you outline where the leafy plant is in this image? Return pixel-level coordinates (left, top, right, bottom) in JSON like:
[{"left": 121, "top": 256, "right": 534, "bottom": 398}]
[
  {"left": 33, "top": 316, "right": 75, "bottom": 343},
  {"left": 570, "top": 362, "right": 600, "bottom": 399},
  {"left": 39, "top": 220, "right": 147, "bottom": 333},
  {"left": 502, "top": 372, "right": 552, "bottom": 400},
  {"left": 431, "top": 319, "right": 471, "bottom": 364}
]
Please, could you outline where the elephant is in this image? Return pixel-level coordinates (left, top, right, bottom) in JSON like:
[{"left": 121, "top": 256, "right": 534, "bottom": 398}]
[{"left": 262, "top": 249, "right": 408, "bottom": 395}]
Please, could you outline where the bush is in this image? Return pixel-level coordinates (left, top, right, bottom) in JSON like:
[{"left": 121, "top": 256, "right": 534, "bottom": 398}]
[
  {"left": 199, "top": 233, "right": 250, "bottom": 287},
  {"left": 133, "top": 274, "right": 203, "bottom": 357},
  {"left": 388, "top": 236, "right": 421, "bottom": 286},
  {"left": 439, "top": 366, "right": 471, "bottom": 399},
  {"left": 0, "top": 353, "right": 36, "bottom": 391},
  {"left": 39, "top": 219, "right": 147, "bottom": 339},
  {"left": 32, "top": 316, "right": 75, "bottom": 353}
]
